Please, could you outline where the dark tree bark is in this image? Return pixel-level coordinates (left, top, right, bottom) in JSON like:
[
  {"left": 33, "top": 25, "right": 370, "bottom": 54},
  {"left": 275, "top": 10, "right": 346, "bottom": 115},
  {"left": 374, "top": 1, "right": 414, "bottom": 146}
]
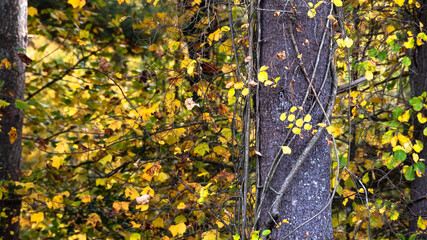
[
  {"left": 410, "top": 0, "right": 427, "bottom": 238},
  {"left": 255, "top": 1, "right": 334, "bottom": 239},
  {"left": 0, "top": 0, "right": 27, "bottom": 239}
]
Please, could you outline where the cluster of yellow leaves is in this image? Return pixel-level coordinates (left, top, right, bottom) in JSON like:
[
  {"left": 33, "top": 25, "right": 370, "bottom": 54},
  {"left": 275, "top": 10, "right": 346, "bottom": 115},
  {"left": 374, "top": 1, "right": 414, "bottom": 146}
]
[
  {"left": 280, "top": 106, "right": 313, "bottom": 134},
  {"left": 307, "top": 1, "right": 323, "bottom": 18},
  {"left": 0, "top": 58, "right": 11, "bottom": 69}
]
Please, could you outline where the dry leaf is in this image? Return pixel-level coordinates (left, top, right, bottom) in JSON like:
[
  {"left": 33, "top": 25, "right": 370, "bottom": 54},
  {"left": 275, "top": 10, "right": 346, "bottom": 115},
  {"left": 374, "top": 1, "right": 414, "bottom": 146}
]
[
  {"left": 135, "top": 194, "right": 151, "bottom": 205},
  {"left": 185, "top": 98, "right": 200, "bottom": 110}
]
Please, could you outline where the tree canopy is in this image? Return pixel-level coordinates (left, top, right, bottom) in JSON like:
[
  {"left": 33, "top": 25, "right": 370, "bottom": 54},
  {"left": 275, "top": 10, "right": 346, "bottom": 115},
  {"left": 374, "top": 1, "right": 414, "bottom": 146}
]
[{"left": 1, "top": 0, "right": 427, "bottom": 239}]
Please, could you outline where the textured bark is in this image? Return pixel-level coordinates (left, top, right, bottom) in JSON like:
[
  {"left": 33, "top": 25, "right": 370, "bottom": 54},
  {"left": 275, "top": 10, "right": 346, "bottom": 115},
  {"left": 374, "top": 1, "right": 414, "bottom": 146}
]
[
  {"left": 410, "top": 0, "right": 427, "bottom": 238},
  {"left": 256, "top": 1, "right": 333, "bottom": 239},
  {"left": 0, "top": 0, "right": 27, "bottom": 239}
]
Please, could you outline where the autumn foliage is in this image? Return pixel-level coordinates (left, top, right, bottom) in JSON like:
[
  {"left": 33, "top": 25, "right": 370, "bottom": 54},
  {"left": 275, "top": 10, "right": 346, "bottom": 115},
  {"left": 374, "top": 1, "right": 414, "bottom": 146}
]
[{"left": 0, "top": 0, "right": 427, "bottom": 239}]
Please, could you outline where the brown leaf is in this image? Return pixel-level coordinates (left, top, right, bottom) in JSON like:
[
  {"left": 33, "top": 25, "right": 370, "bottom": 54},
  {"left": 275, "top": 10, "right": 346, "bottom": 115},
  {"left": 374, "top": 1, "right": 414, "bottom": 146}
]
[
  {"left": 99, "top": 58, "right": 110, "bottom": 71},
  {"left": 201, "top": 62, "right": 219, "bottom": 74},
  {"left": 104, "top": 128, "right": 114, "bottom": 136},
  {"left": 35, "top": 138, "right": 48, "bottom": 150},
  {"left": 17, "top": 53, "right": 32, "bottom": 65},
  {"left": 155, "top": 50, "right": 165, "bottom": 58},
  {"left": 138, "top": 70, "right": 151, "bottom": 83}
]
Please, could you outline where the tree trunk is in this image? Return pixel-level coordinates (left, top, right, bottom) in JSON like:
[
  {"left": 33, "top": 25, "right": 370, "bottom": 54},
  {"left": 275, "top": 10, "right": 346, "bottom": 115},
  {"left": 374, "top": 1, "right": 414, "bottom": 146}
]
[
  {"left": 255, "top": 1, "right": 334, "bottom": 239},
  {"left": 0, "top": 0, "right": 27, "bottom": 239},
  {"left": 410, "top": 0, "right": 427, "bottom": 238}
]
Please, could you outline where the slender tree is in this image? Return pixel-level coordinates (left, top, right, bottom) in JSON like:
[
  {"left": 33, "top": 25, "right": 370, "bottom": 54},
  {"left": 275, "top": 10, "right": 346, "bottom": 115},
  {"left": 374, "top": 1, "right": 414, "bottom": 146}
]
[
  {"left": 0, "top": 0, "right": 27, "bottom": 239},
  {"left": 254, "top": 0, "right": 335, "bottom": 238},
  {"left": 410, "top": 0, "right": 427, "bottom": 238}
]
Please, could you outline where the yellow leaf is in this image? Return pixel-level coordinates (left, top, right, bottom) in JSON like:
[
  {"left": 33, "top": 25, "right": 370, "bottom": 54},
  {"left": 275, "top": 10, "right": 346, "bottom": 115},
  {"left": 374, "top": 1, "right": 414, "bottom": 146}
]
[
  {"left": 112, "top": 201, "right": 129, "bottom": 212},
  {"left": 131, "top": 221, "right": 141, "bottom": 229},
  {"left": 79, "top": 30, "right": 89, "bottom": 39},
  {"left": 418, "top": 113, "right": 427, "bottom": 123},
  {"left": 68, "top": 0, "right": 86, "bottom": 8},
  {"left": 394, "top": 0, "right": 405, "bottom": 7},
  {"left": 177, "top": 202, "right": 186, "bottom": 209},
  {"left": 264, "top": 80, "right": 274, "bottom": 86},
  {"left": 259, "top": 66, "right": 269, "bottom": 71},
  {"left": 99, "top": 154, "right": 113, "bottom": 165},
  {"left": 317, "top": 123, "right": 326, "bottom": 127},
  {"left": 78, "top": 192, "right": 91, "bottom": 203},
  {"left": 332, "top": 0, "right": 343, "bottom": 7},
  {"left": 169, "top": 222, "right": 186, "bottom": 237},
  {"left": 109, "top": 120, "right": 123, "bottom": 131},
  {"left": 397, "top": 133, "right": 410, "bottom": 145},
  {"left": 153, "top": 217, "right": 164, "bottom": 228},
  {"left": 414, "top": 140, "right": 424, "bottom": 153},
  {"left": 390, "top": 210, "right": 399, "bottom": 220},
  {"left": 290, "top": 106, "right": 297, "bottom": 112},
  {"left": 86, "top": 213, "right": 102, "bottom": 226},
  {"left": 418, "top": 216, "right": 427, "bottom": 230},
  {"left": 303, "top": 114, "right": 312, "bottom": 122},
  {"left": 280, "top": 113, "right": 287, "bottom": 121},
  {"left": 234, "top": 82, "right": 244, "bottom": 89},
  {"left": 258, "top": 71, "right": 268, "bottom": 82},
  {"left": 192, "top": 0, "right": 202, "bottom": 5},
  {"left": 342, "top": 189, "right": 355, "bottom": 200},
  {"left": 292, "top": 127, "right": 301, "bottom": 134},
  {"left": 157, "top": 172, "right": 169, "bottom": 182},
  {"left": 365, "top": 71, "right": 373, "bottom": 80},
  {"left": 8, "top": 127, "right": 17, "bottom": 144},
  {"left": 125, "top": 186, "right": 140, "bottom": 200},
  {"left": 241, "top": 88, "right": 249, "bottom": 96},
  {"left": 413, "top": 153, "right": 419, "bottom": 162},
  {"left": 31, "top": 212, "right": 44, "bottom": 223},
  {"left": 28, "top": 7, "right": 38, "bottom": 16},
  {"left": 281, "top": 146, "right": 292, "bottom": 155},
  {"left": 307, "top": 9, "right": 316, "bottom": 18},
  {"left": 303, "top": 123, "right": 312, "bottom": 130},
  {"left": 51, "top": 156, "right": 65, "bottom": 169},
  {"left": 117, "top": 0, "right": 131, "bottom": 4},
  {"left": 288, "top": 114, "right": 295, "bottom": 122},
  {"left": 295, "top": 119, "right": 303, "bottom": 127},
  {"left": 115, "top": 72, "right": 122, "bottom": 79},
  {"left": 398, "top": 110, "right": 410, "bottom": 122},
  {"left": 202, "top": 230, "right": 218, "bottom": 240},
  {"left": 342, "top": 198, "right": 348, "bottom": 206},
  {"left": 0, "top": 58, "right": 11, "bottom": 69},
  {"left": 141, "top": 186, "right": 155, "bottom": 197},
  {"left": 326, "top": 126, "right": 335, "bottom": 135},
  {"left": 344, "top": 37, "right": 353, "bottom": 48}
]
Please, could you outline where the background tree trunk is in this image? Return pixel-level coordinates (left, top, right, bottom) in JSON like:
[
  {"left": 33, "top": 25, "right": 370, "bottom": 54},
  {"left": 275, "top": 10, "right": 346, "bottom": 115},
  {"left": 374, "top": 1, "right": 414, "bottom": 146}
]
[
  {"left": 0, "top": 0, "right": 27, "bottom": 239},
  {"left": 410, "top": 0, "right": 427, "bottom": 238},
  {"left": 256, "top": 0, "right": 334, "bottom": 239}
]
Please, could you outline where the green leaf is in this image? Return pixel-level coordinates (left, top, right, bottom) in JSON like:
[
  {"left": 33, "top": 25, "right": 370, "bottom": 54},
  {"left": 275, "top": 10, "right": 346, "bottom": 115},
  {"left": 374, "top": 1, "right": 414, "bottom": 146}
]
[
  {"left": 402, "top": 57, "right": 411, "bottom": 67},
  {"left": 368, "top": 48, "right": 377, "bottom": 58},
  {"left": 404, "top": 166, "right": 415, "bottom": 181},
  {"left": 424, "top": 127, "right": 427, "bottom": 136},
  {"left": 410, "top": 97, "right": 423, "bottom": 111},
  {"left": 394, "top": 150, "right": 407, "bottom": 162},
  {"left": 262, "top": 230, "right": 271, "bottom": 236},
  {"left": 378, "top": 51, "right": 387, "bottom": 61},
  {"left": 15, "top": 100, "right": 29, "bottom": 110},
  {"left": 416, "top": 162, "right": 426, "bottom": 174},
  {"left": 0, "top": 99, "right": 10, "bottom": 108},
  {"left": 233, "top": 234, "right": 241, "bottom": 240},
  {"left": 393, "top": 108, "right": 404, "bottom": 120}
]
